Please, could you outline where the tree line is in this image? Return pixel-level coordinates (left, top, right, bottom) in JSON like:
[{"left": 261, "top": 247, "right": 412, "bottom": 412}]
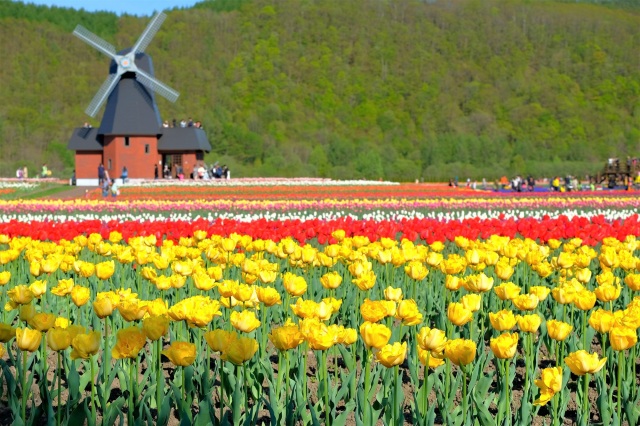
[{"left": 0, "top": 0, "right": 639, "bottom": 181}]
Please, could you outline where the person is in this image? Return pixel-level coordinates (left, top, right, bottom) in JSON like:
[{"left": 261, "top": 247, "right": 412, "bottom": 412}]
[
  {"left": 163, "top": 164, "right": 170, "bottom": 179},
  {"left": 551, "top": 176, "right": 560, "bottom": 192},
  {"left": 41, "top": 164, "right": 49, "bottom": 178},
  {"left": 527, "top": 176, "right": 535, "bottom": 192},
  {"left": 110, "top": 179, "right": 120, "bottom": 197},
  {"left": 16, "top": 168, "right": 23, "bottom": 179},
  {"left": 162, "top": 120, "right": 169, "bottom": 128},
  {"left": 121, "top": 166, "right": 128, "bottom": 184},
  {"left": 70, "top": 170, "right": 76, "bottom": 186},
  {"left": 154, "top": 164, "right": 159, "bottom": 180},
  {"left": 180, "top": 119, "right": 187, "bottom": 128},
  {"left": 102, "top": 178, "right": 110, "bottom": 197},
  {"left": 23, "top": 166, "right": 28, "bottom": 179},
  {"left": 98, "top": 164, "right": 105, "bottom": 186}
]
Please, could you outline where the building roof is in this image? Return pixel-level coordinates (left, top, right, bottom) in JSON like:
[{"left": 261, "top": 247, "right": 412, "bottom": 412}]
[
  {"left": 98, "top": 51, "right": 163, "bottom": 136},
  {"left": 68, "top": 127, "right": 102, "bottom": 151},
  {"left": 158, "top": 127, "right": 212, "bottom": 152}
]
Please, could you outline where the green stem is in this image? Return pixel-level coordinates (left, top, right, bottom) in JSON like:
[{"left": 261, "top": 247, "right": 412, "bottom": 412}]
[
  {"left": 21, "top": 350, "right": 27, "bottom": 424},
  {"left": 581, "top": 311, "right": 587, "bottom": 350},
  {"left": 243, "top": 363, "right": 248, "bottom": 414},
  {"left": 285, "top": 351, "right": 290, "bottom": 426},
  {"left": 423, "top": 353, "right": 430, "bottom": 419},
  {"left": 393, "top": 364, "right": 399, "bottom": 426},
  {"left": 90, "top": 357, "right": 97, "bottom": 424},
  {"left": 462, "top": 366, "right": 468, "bottom": 422},
  {"left": 618, "top": 352, "right": 623, "bottom": 424},
  {"left": 156, "top": 339, "right": 163, "bottom": 412},
  {"left": 583, "top": 373, "right": 589, "bottom": 425},
  {"left": 182, "top": 366, "right": 187, "bottom": 408},
  {"left": 363, "top": 348, "right": 371, "bottom": 426},
  {"left": 323, "top": 350, "right": 330, "bottom": 426},
  {"left": 504, "top": 359, "right": 510, "bottom": 426},
  {"left": 57, "top": 352, "right": 62, "bottom": 426},
  {"left": 128, "top": 359, "right": 135, "bottom": 425},
  {"left": 220, "top": 360, "right": 225, "bottom": 423}
]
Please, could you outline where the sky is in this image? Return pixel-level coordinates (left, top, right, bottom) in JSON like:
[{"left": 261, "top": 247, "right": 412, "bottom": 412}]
[{"left": 15, "top": 0, "right": 201, "bottom": 16}]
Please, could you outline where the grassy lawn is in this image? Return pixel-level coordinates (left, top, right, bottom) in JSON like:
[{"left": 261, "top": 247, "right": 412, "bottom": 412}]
[{"left": 0, "top": 181, "right": 75, "bottom": 200}]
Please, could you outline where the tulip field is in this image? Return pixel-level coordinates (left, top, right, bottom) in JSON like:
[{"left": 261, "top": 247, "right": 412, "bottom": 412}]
[{"left": 1, "top": 179, "right": 640, "bottom": 425}]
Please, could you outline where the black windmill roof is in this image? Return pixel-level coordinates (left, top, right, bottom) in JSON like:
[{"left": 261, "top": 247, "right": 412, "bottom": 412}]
[{"left": 98, "top": 49, "right": 162, "bottom": 136}]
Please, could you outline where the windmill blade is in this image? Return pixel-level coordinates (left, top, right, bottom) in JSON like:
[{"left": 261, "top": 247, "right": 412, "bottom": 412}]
[
  {"left": 86, "top": 73, "right": 120, "bottom": 117},
  {"left": 132, "top": 12, "right": 167, "bottom": 54},
  {"left": 135, "top": 69, "right": 179, "bottom": 103},
  {"left": 73, "top": 25, "right": 117, "bottom": 59}
]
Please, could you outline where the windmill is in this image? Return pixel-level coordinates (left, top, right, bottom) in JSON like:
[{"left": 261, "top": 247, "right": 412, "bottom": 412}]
[
  {"left": 74, "top": 11, "right": 178, "bottom": 116},
  {"left": 68, "top": 11, "right": 211, "bottom": 185}
]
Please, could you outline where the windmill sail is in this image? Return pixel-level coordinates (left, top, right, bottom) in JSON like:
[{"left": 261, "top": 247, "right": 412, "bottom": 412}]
[{"left": 73, "top": 11, "right": 179, "bottom": 118}]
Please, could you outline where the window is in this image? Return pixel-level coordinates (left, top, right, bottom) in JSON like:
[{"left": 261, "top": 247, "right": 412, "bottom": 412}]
[
  {"left": 124, "top": 137, "right": 130, "bottom": 147},
  {"left": 108, "top": 159, "right": 112, "bottom": 170},
  {"left": 145, "top": 144, "right": 150, "bottom": 154},
  {"left": 196, "top": 151, "right": 204, "bottom": 161}
]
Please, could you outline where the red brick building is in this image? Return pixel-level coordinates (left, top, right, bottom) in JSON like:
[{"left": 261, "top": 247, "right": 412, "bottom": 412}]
[{"left": 67, "top": 13, "right": 211, "bottom": 186}]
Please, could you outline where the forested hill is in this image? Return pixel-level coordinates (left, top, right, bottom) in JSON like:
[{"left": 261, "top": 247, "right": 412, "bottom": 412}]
[{"left": 1, "top": 0, "right": 640, "bottom": 181}]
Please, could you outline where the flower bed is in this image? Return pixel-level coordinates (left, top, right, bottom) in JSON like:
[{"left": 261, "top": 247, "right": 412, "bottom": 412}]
[{"left": 0, "top": 181, "right": 638, "bottom": 425}]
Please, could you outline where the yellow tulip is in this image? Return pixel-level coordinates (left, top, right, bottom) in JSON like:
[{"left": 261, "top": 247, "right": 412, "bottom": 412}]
[
  {"left": 516, "top": 314, "right": 542, "bottom": 333},
  {"left": 93, "top": 295, "right": 116, "bottom": 319},
  {"left": 447, "top": 302, "right": 473, "bottom": 326},
  {"left": 489, "top": 310, "right": 517, "bottom": 331},
  {"left": 117, "top": 299, "right": 148, "bottom": 322},
  {"left": 512, "top": 294, "right": 539, "bottom": 311},
  {"left": 204, "top": 329, "right": 238, "bottom": 352},
  {"left": 608, "top": 325, "right": 637, "bottom": 351},
  {"left": 444, "top": 275, "right": 463, "bottom": 293},
  {"left": 359, "top": 321, "right": 392, "bottom": 349},
  {"left": 16, "top": 328, "right": 42, "bottom": 352},
  {"left": 383, "top": 286, "right": 403, "bottom": 302},
  {"left": 0, "top": 271, "right": 11, "bottom": 285},
  {"left": 352, "top": 271, "right": 376, "bottom": 291},
  {"left": 461, "top": 294, "right": 482, "bottom": 312},
  {"left": 463, "top": 273, "right": 494, "bottom": 293},
  {"left": 51, "top": 279, "right": 74, "bottom": 297},
  {"left": 163, "top": 341, "right": 196, "bottom": 366},
  {"left": 395, "top": 299, "right": 423, "bottom": 326},
  {"left": 533, "top": 366, "right": 563, "bottom": 406},
  {"left": 19, "top": 304, "right": 36, "bottom": 322},
  {"left": 360, "top": 299, "right": 394, "bottom": 323},
  {"left": 95, "top": 261, "right": 115, "bottom": 280},
  {"left": 376, "top": 342, "right": 407, "bottom": 368},
  {"left": 529, "top": 286, "right": 551, "bottom": 301},
  {"left": 269, "top": 324, "right": 304, "bottom": 351},
  {"left": 547, "top": 319, "right": 573, "bottom": 341},
  {"left": 71, "top": 286, "right": 91, "bottom": 307},
  {"left": 143, "top": 316, "right": 170, "bottom": 341},
  {"left": 256, "top": 286, "right": 281, "bottom": 306},
  {"left": 494, "top": 261, "right": 514, "bottom": 281},
  {"left": 282, "top": 272, "right": 307, "bottom": 296},
  {"left": 28, "top": 280, "right": 47, "bottom": 298},
  {"left": 564, "top": 350, "right": 606, "bottom": 376},
  {"left": 494, "top": 282, "right": 521, "bottom": 301},
  {"left": 404, "top": 261, "right": 428, "bottom": 281},
  {"left": 70, "top": 331, "right": 101, "bottom": 359},
  {"left": 305, "top": 321, "right": 337, "bottom": 351},
  {"left": 112, "top": 327, "right": 147, "bottom": 359},
  {"left": 418, "top": 347, "right": 445, "bottom": 369},
  {"left": 0, "top": 323, "right": 16, "bottom": 343},
  {"left": 624, "top": 274, "right": 640, "bottom": 291},
  {"left": 444, "top": 338, "right": 476, "bottom": 366},
  {"left": 573, "top": 290, "right": 596, "bottom": 311},
  {"left": 490, "top": 332, "right": 519, "bottom": 359},
  {"left": 588, "top": 309, "right": 616, "bottom": 334},
  {"left": 230, "top": 310, "right": 261, "bottom": 333},
  {"left": 8, "top": 285, "right": 35, "bottom": 305},
  {"left": 416, "top": 326, "right": 447, "bottom": 354},
  {"left": 28, "top": 312, "right": 57, "bottom": 332},
  {"left": 221, "top": 336, "right": 258, "bottom": 365},
  {"left": 594, "top": 284, "right": 621, "bottom": 303}
]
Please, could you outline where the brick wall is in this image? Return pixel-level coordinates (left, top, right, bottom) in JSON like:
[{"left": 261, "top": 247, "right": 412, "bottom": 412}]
[
  {"left": 75, "top": 152, "right": 103, "bottom": 179},
  {"left": 103, "top": 135, "right": 160, "bottom": 179}
]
